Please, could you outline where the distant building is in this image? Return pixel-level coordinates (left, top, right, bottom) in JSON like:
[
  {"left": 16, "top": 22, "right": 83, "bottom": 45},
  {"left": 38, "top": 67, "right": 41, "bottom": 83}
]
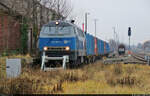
[
  {"left": 143, "top": 40, "right": 150, "bottom": 52},
  {"left": 0, "top": 10, "right": 21, "bottom": 52},
  {"left": 0, "top": 0, "right": 57, "bottom": 27}
]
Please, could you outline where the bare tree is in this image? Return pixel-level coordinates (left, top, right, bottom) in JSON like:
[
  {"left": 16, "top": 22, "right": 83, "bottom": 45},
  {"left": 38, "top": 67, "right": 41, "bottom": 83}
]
[
  {"left": 40, "top": 0, "right": 72, "bottom": 20},
  {"left": 54, "top": 0, "right": 73, "bottom": 20},
  {"left": 40, "top": 0, "right": 73, "bottom": 20},
  {"left": 1, "top": 0, "right": 73, "bottom": 53},
  {"left": 109, "top": 39, "right": 118, "bottom": 52}
]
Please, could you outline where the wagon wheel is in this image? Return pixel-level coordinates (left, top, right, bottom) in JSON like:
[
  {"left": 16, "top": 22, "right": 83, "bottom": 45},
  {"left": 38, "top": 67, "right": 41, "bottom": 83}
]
[{"left": 70, "top": 60, "right": 79, "bottom": 69}]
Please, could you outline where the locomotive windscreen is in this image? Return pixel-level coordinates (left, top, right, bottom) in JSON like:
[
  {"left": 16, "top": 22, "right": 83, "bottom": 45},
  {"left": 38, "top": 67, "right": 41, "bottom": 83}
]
[{"left": 40, "top": 23, "right": 75, "bottom": 37}]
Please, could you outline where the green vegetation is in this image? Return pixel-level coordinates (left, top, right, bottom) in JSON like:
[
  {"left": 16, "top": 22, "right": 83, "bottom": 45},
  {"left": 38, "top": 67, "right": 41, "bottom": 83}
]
[
  {"left": 1, "top": 49, "right": 23, "bottom": 57},
  {"left": 20, "top": 18, "right": 28, "bottom": 54}
]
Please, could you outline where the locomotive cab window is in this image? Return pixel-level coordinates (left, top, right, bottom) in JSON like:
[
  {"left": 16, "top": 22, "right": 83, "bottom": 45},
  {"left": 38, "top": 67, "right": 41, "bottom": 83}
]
[{"left": 40, "top": 25, "right": 75, "bottom": 37}]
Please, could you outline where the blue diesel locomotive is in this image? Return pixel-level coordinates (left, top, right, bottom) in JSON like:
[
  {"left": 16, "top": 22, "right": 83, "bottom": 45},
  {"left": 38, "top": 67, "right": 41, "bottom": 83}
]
[{"left": 38, "top": 20, "right": 110, "bottom": 70}]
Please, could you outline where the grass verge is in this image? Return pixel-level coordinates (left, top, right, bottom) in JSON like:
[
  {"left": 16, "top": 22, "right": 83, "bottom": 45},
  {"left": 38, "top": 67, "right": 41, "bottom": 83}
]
[{"left": 0, "top": 57, "right": 150, "bottom": 94}]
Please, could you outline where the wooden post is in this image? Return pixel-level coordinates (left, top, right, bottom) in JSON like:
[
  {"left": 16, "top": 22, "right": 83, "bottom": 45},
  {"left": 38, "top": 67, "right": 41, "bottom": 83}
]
[{"left": 28, "top": 28, "right": 33, "bottom": 54}]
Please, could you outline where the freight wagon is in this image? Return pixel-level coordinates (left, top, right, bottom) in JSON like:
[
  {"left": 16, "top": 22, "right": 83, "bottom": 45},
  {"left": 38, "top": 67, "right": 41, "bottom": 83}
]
[{"left": 85, "top": 33, "right": 110, "bottom": 62}]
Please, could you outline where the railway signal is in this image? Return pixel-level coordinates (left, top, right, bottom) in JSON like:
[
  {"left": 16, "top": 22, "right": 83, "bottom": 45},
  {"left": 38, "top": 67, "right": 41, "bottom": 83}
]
[
  {"left": 128, "top": 27, "right": 131, "bottom": 37},
  {"left": 128, "top": 27, "right": 132, "bottom": 55}
]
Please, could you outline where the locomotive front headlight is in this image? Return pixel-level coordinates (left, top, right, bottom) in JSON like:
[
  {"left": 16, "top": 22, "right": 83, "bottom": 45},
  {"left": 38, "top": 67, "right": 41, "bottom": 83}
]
[
  {"left": 44, "top": 47, "right": 48, "bottom": 51},
  {"left": 65, "top": 46, "right": 70, "bottom": 51},
  {"left": 56, "top": 21, "right": 59, "bottom": 25}
]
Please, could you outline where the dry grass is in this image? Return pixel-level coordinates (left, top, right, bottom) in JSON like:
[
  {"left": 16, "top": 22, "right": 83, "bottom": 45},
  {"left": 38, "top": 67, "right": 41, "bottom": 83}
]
[
  {"left": 61, "top": 62, "right": 150, "bottom": 94},
  {"left": 0, "top": 68, "right": 88, "bottom": 94},
  {"left": 0, "top": 58, "right": 6, "bottom": 78},
  {"left": 1, "top": 56, "right": 150, "bottom": 94}
]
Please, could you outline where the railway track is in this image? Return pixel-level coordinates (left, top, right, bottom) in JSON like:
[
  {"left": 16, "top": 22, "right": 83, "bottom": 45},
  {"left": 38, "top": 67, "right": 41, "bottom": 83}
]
[
  {"left": 104, "top": 52, "right": 150, "bottom": 65},
  {"left": 131, "top": 53, "right": 147, "bottom": 63}
]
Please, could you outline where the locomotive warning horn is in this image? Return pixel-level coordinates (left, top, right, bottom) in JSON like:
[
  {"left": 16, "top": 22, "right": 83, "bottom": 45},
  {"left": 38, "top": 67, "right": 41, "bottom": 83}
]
[{"left": 71, "top": 20, "right": 75, "bottom": 24}]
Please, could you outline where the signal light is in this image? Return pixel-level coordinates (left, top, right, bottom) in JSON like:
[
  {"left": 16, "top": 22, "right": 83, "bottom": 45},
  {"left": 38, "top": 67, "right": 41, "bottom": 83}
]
[{"left": 128, "top": 27, "right": 131, "bottom": 36}]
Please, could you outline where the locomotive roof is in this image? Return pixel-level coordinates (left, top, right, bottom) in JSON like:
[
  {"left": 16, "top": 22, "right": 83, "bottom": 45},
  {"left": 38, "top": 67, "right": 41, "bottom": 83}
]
[
  {"left": 43, "top": 20, "right": 110, "bottom": 44},
  {"left": 45, "top": 21, "right": 76, "bottom": 27}
]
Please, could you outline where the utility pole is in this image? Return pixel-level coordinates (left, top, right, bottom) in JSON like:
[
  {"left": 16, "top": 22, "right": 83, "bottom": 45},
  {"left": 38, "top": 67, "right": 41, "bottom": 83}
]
[
  {"left": 85, "top": 12, "right": 90, "bottom": 34},
  {"left": 94, "top": 19, "right": 98, "bottom": 37},
  {"left": 113, "top": 27, "right": 116, "bottom": 51},
  {"left": 113, "top": 27, "right": 120, "bottom": 50},
  {"left": 94, "top": 19, "right": 98, "bottom": 55},
  {"left": 113, "top": 27, "right": 116, "bottom": 41},
  {"left": 57, "top": 0, "right": 60, "bottom": 20},
  {"left": 129, "top": 36, "right": 130, "bottom": 49}
]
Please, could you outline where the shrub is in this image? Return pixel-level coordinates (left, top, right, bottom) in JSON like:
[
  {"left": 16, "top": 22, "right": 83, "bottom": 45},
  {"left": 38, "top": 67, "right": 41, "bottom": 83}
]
[
  {"left": 116, "top": 75, "right": 136, "bottom": 87},
  {"left": 105, "top": 72, "right": 118, "bottom": 86},
  {"left": 113, "top": 64, "right": 123, "bottom": 75},
  {"left": 105, "top": 71, "right": 138, "bottom": 87}
]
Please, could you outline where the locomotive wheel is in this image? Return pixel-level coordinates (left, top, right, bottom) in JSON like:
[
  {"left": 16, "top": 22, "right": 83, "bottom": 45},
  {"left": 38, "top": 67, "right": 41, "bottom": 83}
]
[
  {"left": 66, "top": 62, "right": 71, "bottom": 69},
  {"left": 70, "top": 58, "right": 81, "bottom": 69},
  {"left": 70, "top": 60, "right": 77, "bottom": 69},
  {"left": 84, "top": 58, "right": 89, "bottom": 64}
]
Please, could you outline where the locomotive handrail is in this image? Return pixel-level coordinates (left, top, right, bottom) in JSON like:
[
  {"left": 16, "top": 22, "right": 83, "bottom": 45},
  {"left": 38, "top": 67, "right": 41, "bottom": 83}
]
[{"left": 41, "top": 51, "right": 69, "bottom": 71}]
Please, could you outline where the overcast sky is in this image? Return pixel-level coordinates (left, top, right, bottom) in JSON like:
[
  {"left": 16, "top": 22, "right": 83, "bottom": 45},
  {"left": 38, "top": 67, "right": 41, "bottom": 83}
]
[{"left": 69, "top": 0, "right": 150, "bottom": 45}]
